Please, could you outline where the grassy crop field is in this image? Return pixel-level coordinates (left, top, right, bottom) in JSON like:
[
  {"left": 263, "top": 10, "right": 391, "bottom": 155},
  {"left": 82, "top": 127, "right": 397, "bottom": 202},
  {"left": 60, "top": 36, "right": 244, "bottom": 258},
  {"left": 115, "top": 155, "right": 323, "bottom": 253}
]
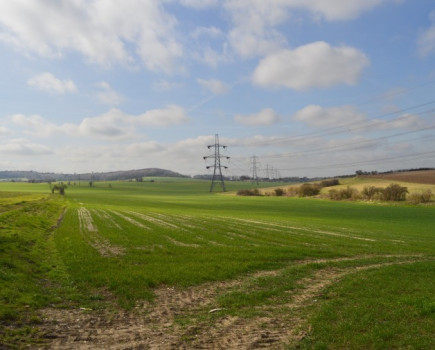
[{"left": 0, "top": 178, "right": 434, "bottom": 349}]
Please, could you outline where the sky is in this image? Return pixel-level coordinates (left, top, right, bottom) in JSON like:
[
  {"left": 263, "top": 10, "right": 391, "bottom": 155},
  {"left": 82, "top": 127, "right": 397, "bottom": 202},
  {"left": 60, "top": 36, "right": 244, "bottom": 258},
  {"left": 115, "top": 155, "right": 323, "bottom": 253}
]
[{"left": 1, "top": 0, "right": 435, "bottom": 178}]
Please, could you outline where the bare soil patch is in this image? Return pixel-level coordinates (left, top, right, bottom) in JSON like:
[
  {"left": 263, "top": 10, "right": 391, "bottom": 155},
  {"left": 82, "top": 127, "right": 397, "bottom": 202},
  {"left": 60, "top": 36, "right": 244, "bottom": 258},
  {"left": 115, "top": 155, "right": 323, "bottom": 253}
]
[{"left": 37, "top": 255, "right": 424, "bottom": 349}]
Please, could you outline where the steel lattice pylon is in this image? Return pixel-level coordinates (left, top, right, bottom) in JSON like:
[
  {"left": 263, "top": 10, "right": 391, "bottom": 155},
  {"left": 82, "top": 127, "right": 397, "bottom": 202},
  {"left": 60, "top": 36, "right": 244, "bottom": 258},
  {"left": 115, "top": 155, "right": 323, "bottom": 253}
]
[{"left": 203, "top": 134, "right": 230, "bottom": 192}]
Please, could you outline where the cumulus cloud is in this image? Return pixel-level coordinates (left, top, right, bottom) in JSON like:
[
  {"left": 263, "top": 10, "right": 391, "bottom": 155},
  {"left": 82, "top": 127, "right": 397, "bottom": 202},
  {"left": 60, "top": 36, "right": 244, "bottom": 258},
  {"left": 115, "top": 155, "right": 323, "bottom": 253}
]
[
  {"left": 0, "top": 126, "right": 12, "bottom": 136},
  {"left": 27, "top": 72, "right": 77, "bottom": 94},
  {"left": 191, "top": 26, "right": 223, "bottom": 39},
  {"left": 252, "top": 41, "right": 369, "bottom": 90},
  {"left": 0, "top": 0, "right": 182, "bottom": 73},
  {"left": 222, "top": 0, "right": 395, "bottom": 59},
  {"left": 95, "top": 82, "right": 124, "bottom": 106},
  {"left": 78, "top": 106, "right": 190, "bottom": 138},
  {"left": 293, "top": 105, "right": 426, "bottom": 132},
  {"left": 136, "top": 105, "right": 190, "bottom": 126},
  {"left": 197, "top": 78, "right": 230, "bottom": 94},
  {"left": 224, "top": 0, "right": 288, "bottom": 58},
  {"left": 152, "top": 79, "right": 182, "bottom": 91},
  {"left": 284, "top": 0, "right": 395, "bottom": 21},
  {"left": 0, "top": 138, "right": 52, "bottom": 155},
  {"left": 180, "top": 0, "right": 218, "bottom": 9},
  {"left": 11, "top": 105, "right": 190, "bottom": 140},
  {"left": 11, "top": 113, "right": 71, "bottom": 137},
  {"left": 418, "top": 10, "right": 435, "bottom": 57},
  {"left": 235, "top": 108, "right": 281, "bottom": 126},
  {"left": 293, "top": 105, "right": 366, "bottom": 128}
]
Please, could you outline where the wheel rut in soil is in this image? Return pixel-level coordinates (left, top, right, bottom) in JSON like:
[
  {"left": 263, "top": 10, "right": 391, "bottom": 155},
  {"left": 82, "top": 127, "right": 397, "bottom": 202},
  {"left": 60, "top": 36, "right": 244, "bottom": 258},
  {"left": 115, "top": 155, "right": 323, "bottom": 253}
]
[{"left": 38, "top": 255, "right": 426, "bottom": 349}]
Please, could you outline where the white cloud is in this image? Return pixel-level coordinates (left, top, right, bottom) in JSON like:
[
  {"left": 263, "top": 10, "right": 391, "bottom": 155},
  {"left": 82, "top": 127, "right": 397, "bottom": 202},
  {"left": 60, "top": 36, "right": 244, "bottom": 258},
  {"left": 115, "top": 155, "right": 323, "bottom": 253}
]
[
  {"left": 95, "top": 81, "right": 124, "bottom": 106},
  {"left": 293, "top": 104, "right": 426, "bottom": 132},
  {"left": 252, "top": 41, "right": 369, "bottom": 90},
  {"left": 27, "top": 72, "right": 77, "bottom": 94},
  {"left": 293, "top": 105, "right": 366, "bottom": 128},
  {"left": 418, "top": 11, "right": 435, "bottom": 57},
  {"left": 180, "top": 0, "right": 218, "bottom": 9},
  {"left": 0, "top": 138, "right": 52, "bottom": 156},
  {"left": 152, "top": 79, "right": 182, "bottom": 91},
  {"left": 11, "top": 113, "right": 69, "bottom": 137},
  {"left": 0, "top": 0, "right": 182, "bottom": 73},
  {"left": 222, "top": 0, "right": 395, "bottom": 59},
  {"left": 197, "top": 78, "right": 230, "bottom": 94},
  {"left": 282, "top": 0, "right": 395, "bottom": 21},
  {"left": 224, "top": 0, "right": 288, "bottom": 58},
  {"left": 191, "top": 26, "right": 223, "bottom": 39},
  {"left": 136, "top": 105, "right": 190, "bottom": 126},
  {"left": 11, "top": 105, "right": 190, "bottom": 141},
  {"left": 77, "top": 106, "right": 190, "bottom": 138},
  {"left": 0, "top": 126, "right": 12, "bottom": 136},
  {"left": 235, "top": 108, "right": 281, "bottom": 126},
  {"left": 370, "top": 113, "right": 425, "bottom": 131}
]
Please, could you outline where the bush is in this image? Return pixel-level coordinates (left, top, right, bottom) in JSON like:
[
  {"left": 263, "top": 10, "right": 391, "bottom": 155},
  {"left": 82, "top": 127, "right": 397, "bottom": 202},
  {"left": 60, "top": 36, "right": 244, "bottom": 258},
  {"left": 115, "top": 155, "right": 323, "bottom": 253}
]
[
  {"left": 408, "top": 190, "right": 432, "bottom": 205},
  {"left": 237, "top": 188, "right": 261, "bottom": 196},
  {"left": 274, "top": 188, "right": 285, "bottom": 196},
  {"left": 328, "top": 186, "right": 359, "bottom": 200},
  {"left": 320, "top": 179, "right": 340, "bottom": 187},
  {"left": 362, "top": 186, "right": 383, "bottom": 200},
  {"left": 298, "top": 183, "right": 321, "bottom": 197},
  {"left": 285, "top": 187, "right": 299, "bottom": 197},
  {"left": 382, "top": 183, "right": 408, "bottom": 201}
]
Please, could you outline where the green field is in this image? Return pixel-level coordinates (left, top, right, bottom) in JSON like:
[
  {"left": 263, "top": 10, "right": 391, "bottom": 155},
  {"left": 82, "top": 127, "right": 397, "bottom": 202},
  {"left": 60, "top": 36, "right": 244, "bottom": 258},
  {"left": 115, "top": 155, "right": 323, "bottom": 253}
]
[{"left": 0, "top": 178, "right": 434, "bottom": 349}]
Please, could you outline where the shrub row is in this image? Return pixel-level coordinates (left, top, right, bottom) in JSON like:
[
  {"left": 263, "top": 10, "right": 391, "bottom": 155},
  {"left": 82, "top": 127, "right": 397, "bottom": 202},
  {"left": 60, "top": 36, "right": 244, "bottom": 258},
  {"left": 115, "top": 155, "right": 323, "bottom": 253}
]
[
  {"left": 297, "top": 179, "right": 340, "bottom": 197},
  {"left": 329, "top": 184, "right": 408, "bottom": 201},
  {"left": 328, "top": 184, "right": 432, "bottom": 204},
  {"left": 237, "top": 188, "right": 261, "bottom": 196}
]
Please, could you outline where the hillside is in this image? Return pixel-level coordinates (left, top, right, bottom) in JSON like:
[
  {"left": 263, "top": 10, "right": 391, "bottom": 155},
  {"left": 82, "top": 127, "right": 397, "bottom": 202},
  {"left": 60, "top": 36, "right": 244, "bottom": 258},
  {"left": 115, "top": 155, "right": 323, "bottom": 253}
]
[
  {"left": 0, "top": 168, "right": 186, "bottom": 182},
  {"left": 361, "top": 170, "right": 435, "bottom": 185}
]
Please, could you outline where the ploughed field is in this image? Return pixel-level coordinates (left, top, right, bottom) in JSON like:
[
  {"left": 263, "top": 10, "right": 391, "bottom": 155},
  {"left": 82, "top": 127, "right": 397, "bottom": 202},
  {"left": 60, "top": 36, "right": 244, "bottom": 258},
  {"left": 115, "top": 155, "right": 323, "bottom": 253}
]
[
  {"left": 0, "top": 179, "right": 434, "bottom": 349},
  {"left": 362, "top": 169, "right": 435, "bottom": 185}
]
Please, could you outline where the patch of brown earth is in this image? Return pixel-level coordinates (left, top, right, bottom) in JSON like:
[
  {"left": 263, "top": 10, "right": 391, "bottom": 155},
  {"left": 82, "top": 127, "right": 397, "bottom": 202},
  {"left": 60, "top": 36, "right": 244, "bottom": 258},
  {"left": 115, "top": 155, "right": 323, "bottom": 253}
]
[{"left": 37, "top": 255, "right": 425, "bottom": 349}]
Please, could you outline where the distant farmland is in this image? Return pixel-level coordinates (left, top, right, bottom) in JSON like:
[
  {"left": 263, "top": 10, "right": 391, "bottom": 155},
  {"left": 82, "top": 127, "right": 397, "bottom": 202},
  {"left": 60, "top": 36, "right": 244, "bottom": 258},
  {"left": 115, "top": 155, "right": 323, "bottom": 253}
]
[{"left": 362, "top": 169, "right": 435, "bottom": 185}]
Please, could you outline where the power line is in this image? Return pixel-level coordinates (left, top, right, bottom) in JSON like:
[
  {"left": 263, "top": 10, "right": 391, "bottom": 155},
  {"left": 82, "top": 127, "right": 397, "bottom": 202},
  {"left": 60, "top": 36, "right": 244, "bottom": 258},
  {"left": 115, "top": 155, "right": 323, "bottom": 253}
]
[{"left": 274, "top": 150, "right": 435, "bottom": 172}]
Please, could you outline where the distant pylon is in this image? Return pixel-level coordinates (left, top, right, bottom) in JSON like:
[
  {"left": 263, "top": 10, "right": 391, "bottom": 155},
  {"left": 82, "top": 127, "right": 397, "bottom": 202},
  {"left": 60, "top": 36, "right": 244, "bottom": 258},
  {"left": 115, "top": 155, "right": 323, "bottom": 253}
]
[
  {"left": 250, "top": 156, "right": 259, "bottom": 185},
  {"left": 203, "top": 134, "right": 230, "bottom": 192}
]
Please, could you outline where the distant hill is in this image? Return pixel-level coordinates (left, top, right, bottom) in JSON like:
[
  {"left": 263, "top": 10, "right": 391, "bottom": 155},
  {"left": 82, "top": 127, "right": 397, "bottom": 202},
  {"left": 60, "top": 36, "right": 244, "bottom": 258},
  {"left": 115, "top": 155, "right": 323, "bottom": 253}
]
[{"left": 0, "top": 168, "right": 187, "bottom": 182}]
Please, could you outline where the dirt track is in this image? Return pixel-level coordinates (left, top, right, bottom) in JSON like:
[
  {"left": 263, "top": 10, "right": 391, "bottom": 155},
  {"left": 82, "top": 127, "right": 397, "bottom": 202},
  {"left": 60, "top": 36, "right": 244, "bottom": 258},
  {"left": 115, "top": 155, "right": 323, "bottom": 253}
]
[{"left": 37, "top": 255, "right": 423, "bottom": 349}]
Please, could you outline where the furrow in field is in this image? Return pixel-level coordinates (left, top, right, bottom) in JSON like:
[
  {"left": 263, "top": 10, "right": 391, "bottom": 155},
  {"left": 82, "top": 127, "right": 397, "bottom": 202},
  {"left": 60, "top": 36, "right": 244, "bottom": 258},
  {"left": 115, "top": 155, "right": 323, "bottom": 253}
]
[
  {"left": 126, "top": 211, "right": 189, "bottom": 231},
  {"left": 164, "top": 236, "right": 201, "bottom": 248},
  {"left": 77, "top": 207, "right": 97, "bottom": 232},
  {"left": 92, "top": 209, "right": 121, "bottom": 229},
  {"left": 219, "top": 216, "right": 377, "bottom": 242},
  {"left": 195, "top": 236, "right": 229, "bottom": 247},
  {"left": 108, "top": 210, "right": 150, "bottom": 230},
  {"left": 222, "top": 232, "right": 259, "bottom": 246},
  {"left": 77, "top": 208, "right": 125, "bottom": 257}
]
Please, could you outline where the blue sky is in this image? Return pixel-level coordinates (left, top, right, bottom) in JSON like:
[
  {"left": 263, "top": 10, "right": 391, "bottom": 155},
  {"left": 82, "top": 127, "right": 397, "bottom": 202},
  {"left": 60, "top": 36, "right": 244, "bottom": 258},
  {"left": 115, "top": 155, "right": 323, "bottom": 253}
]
[{"left": 1, "top": 0, "right": 435, "bottom": 178}]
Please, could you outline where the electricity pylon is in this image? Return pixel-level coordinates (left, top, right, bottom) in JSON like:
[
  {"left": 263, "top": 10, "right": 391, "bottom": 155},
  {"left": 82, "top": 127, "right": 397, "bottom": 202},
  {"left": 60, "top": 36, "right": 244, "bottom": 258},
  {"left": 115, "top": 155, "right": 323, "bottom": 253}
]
[
  {"left": 250, "top": 156, "right": 259, "bottom": 185},
  {"left": 203, "top": 134, "right": 230, "bottom": 192}
]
